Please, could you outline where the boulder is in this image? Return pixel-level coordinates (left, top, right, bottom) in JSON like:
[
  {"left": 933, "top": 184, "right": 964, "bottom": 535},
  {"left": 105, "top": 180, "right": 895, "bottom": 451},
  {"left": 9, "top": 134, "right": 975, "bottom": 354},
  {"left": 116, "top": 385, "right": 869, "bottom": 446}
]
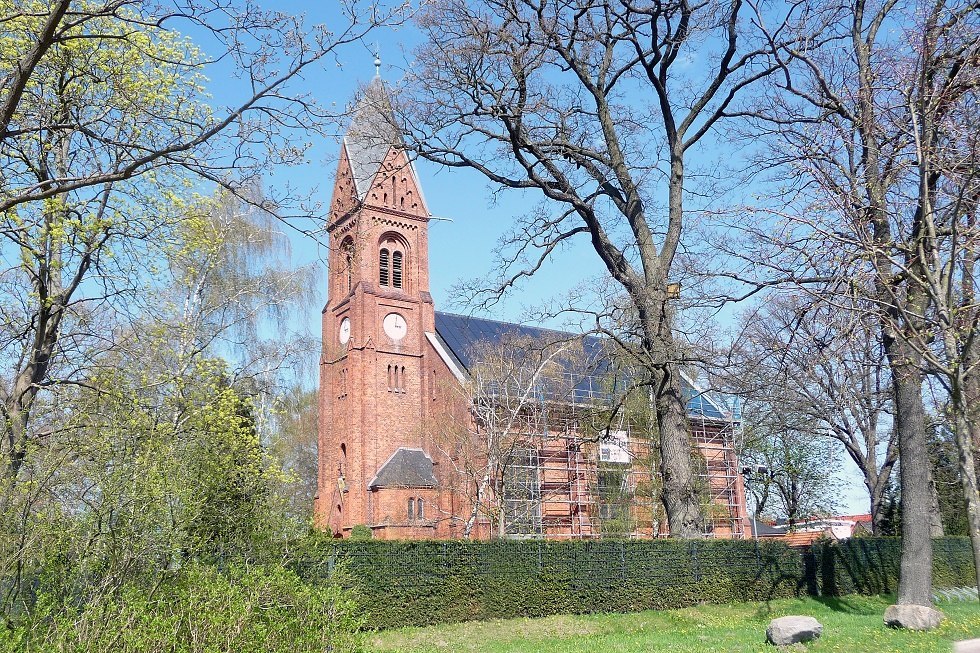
[
  {"left": 766, "top": 616, "right": 823, "bottom": 646},
  {"left": 883, "top": 604, "right": 944, "bottom": 631},
  {"left": 954, "top": 639, "right": 980, "bottom": 653}
]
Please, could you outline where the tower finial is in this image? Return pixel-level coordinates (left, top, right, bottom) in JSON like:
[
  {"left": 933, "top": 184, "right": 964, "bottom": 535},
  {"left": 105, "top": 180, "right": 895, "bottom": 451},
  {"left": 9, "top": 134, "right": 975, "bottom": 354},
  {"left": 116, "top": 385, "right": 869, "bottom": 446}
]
[{"left": 373, "top": 43, "right": 381, "bottom": 77}]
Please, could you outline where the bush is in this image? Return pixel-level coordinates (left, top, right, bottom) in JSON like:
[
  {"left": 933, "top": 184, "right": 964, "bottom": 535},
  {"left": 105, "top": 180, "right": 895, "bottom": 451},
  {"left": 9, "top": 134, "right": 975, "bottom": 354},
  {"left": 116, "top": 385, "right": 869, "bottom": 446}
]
[
  {"left": 0, "top": 563, "right": 365, "bottom": 653},
  {"left": 350, "top": 524, "right": 373, "bottom": 540},
  {"left": 292, "top": 536, "right": 977, "bottom": 630}
]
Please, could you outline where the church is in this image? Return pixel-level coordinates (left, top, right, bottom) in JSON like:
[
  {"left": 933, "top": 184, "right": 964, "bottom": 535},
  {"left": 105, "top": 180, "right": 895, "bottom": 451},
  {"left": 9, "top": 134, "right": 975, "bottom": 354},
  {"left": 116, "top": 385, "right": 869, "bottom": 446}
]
[{"left": 314, "top": 77, "right": 750, "bottom": 540}]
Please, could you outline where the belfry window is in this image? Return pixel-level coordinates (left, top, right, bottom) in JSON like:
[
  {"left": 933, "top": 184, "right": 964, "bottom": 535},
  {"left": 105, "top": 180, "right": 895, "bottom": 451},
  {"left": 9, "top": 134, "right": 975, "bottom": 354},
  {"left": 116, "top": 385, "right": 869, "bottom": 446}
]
[
  {"left": 379, "top": 248, "right": 390, "bottom": 286},
  {"left": 342, "top": 240, "right": 354, "bottom": 293},
  {"left": 392, "top": 251, "right": 403, "bottom": 289}
]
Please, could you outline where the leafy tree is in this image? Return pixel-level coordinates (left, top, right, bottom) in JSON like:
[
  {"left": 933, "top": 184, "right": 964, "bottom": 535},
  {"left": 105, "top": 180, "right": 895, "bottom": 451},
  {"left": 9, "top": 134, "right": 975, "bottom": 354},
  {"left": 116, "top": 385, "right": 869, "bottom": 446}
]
[
  {"left": 269, "top": 386, "right": 320, "bottom": 528},
  {"left": 0, "top": 0, "right": 400, "bottom": 483}
]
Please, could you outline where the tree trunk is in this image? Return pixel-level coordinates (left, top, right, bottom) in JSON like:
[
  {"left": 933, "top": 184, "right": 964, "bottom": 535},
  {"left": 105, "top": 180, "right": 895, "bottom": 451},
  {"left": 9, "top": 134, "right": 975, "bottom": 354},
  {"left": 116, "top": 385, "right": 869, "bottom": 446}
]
[
  {"left": 928, "top": 468, "right": 945, "bottom": 537},
  {"left": 890, "top": 360, "right": 934, "bottom": 606},
  {"left": 655, "top": 366, "right": 704, "bottom": 538},
  {"left": 464, "top": 472, "right": 492, "bottom": 539},
  {"left": 868, "top": 472, "right": 891, "bottom": 536},
  {"left": 953, "top": 410, "right": 980, "bottom": 600}
]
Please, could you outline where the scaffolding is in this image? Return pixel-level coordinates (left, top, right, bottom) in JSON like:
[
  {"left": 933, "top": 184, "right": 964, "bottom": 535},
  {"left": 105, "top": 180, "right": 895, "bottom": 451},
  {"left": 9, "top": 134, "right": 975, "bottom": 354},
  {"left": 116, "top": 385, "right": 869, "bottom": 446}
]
[{"left": 472, "top": 365, "right": 747, "bottom": 540}]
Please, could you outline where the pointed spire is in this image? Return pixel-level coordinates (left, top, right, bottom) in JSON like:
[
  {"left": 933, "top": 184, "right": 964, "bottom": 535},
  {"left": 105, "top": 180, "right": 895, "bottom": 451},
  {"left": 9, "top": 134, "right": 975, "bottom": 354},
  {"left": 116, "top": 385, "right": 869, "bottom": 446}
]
[{"left": 344, "top": 77, "right": 401, "bottom": 200}]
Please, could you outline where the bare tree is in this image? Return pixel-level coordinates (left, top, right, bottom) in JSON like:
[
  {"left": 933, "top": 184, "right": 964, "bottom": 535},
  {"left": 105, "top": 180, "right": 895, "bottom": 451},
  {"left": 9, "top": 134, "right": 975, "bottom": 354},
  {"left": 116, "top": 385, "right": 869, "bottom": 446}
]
[
  {"left": 395, "top": 0, "right": 798, "bottom": 537},
  {"left": 739, "top": 403, "right": 841, "bottom": 528},
  {"left": 880, "top": 1, "right": 980, "bottom": 595},
  {"left": 723, "top": 0, "right": 974, "bottom": 608},
  {"left": 729, "top": 294, "right": 897, "bottom": 532},
  {"left": 431, "top": 333, "right": 585, "bottom": 538}
]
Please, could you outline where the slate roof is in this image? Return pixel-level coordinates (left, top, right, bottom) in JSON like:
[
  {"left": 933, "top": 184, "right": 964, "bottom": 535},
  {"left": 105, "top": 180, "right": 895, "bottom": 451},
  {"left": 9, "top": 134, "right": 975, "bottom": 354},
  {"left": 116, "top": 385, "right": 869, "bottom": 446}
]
[
  {"left": 368, "top": 448, "right": 438, "bottom": 489},
  {"left": 433, "top": 311, "right": 733, "bottom": 420},
  {"left": 344, "top": 76, "right": 401, "bottom": 200},
  {"left": 749, "top": 518, "right": 788, "bottom": 538}
]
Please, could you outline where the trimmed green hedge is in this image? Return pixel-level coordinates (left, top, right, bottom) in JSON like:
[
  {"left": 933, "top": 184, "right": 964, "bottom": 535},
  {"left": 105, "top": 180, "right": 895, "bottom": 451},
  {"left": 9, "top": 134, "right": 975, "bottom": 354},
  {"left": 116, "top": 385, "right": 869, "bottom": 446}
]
[
  {"left": 813, "top": 536, "right": 976, "bottom": 596},
  {"left": 292, "top": 537, "right": 976, "bottom": 630}
]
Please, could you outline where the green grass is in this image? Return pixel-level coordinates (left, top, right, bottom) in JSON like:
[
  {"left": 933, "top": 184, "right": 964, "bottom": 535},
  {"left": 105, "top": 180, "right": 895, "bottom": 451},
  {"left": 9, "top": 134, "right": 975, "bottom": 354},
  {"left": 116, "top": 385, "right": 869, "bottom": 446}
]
[{"left": 367, "top": 596, "right": 980, "bottom": 653}]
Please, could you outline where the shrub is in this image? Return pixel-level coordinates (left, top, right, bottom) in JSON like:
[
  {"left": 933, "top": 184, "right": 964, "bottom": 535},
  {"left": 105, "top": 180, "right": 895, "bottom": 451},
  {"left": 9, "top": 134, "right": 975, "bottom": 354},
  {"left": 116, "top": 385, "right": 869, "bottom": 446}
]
[
  {"left": 0, "top": 563, "right": 364, "bottom": 653},
  {"left": 350, "top": 524, "right": 373, "bottom": 540}
]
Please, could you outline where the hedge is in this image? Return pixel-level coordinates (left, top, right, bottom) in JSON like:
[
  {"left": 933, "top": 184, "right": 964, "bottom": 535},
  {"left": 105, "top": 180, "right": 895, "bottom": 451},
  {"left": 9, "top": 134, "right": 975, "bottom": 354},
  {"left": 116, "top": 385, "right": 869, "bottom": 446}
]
[{"left": 291, "top": 537, "right": 977, "bottom": 630}]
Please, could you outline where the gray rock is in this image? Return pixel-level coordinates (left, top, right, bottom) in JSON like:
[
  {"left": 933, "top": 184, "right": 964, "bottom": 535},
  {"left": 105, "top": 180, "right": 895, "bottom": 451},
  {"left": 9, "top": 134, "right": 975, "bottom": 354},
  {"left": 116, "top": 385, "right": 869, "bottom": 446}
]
[
  {"left": 883, "top": 604, "right": 944, "bottom": 631},
  {"left": 954, "top": 638, "right": 980, "bottom": 653},
  {"left": 766, "top": 616, "right": 823, "bottom": 646}
]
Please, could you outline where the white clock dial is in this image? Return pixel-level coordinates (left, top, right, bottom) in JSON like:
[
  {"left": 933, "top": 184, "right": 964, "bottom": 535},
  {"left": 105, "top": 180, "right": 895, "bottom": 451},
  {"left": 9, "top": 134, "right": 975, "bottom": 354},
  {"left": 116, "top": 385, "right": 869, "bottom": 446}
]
[
  {"left": 338, "top": 317, "right": 351, "bottom": 344},
  {"left": 383, "top": 312, "right": 407, "bottom": 340}
]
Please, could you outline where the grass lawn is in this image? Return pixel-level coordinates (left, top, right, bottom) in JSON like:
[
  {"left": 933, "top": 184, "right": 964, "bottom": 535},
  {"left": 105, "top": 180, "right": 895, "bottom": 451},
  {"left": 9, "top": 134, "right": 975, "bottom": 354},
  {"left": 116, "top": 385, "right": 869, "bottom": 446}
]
[{"left": 367, "top": 595, "right": 980, "bottom": 653}]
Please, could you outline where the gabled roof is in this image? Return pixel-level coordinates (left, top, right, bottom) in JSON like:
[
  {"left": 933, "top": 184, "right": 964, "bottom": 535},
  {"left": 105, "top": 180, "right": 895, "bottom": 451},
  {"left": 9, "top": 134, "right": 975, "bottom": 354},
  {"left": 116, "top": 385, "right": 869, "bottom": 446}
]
[
  {"left": 344, "top": 76, "right": 401, "bottom": 200},
  {"left": 368, "top": 447, "right": 437, "bottom": 489},
  {"left": 432, "top": 311, "right": 735, "bottom": 420}
]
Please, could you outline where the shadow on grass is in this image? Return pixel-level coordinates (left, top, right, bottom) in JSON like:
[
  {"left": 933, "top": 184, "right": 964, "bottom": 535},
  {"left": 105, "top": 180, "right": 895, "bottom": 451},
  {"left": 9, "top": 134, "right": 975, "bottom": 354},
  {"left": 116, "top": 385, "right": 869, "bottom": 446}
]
[
  {"left": 750, "top": 594, "right": 889, "bottom": 621},
  {"left": 811, "top": 595, "right": 887, "bottom": 615}
]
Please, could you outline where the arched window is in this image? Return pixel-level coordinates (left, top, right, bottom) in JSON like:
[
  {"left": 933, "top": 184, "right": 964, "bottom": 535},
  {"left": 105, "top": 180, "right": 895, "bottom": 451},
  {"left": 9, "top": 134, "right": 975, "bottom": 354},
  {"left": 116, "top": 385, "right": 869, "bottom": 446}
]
[
  {"left": 408, "top": 498, "right": 415, "bottom": 521},
  {"left": 416, "top": 498, "right": 424, "bottom": 520},
  {"left": 342, "top": 239, "right": 355, "bottom": 293},
  {"left": 379, "top": 248, "right": 390, "bottom": 286},
  {"left": 392, "top": 251, "right": 403, "bottom": 289}
]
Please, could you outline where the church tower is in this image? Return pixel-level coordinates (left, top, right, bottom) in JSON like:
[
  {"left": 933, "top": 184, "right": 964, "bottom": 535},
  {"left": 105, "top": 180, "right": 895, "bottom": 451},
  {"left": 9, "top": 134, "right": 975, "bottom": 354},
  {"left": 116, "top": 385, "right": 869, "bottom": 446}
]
[{"left": 315, "top": 77, "right": 444, "bottom": 538}]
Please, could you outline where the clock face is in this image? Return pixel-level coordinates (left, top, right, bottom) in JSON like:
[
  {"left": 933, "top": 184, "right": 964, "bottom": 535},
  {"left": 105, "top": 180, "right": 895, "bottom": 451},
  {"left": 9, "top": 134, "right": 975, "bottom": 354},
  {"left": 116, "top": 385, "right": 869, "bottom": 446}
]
[
  {"left": 338, "top": 317, "right": 351, "bottom": 344},
  {"left": 383, "top": 312, "right": 407, "bottom": 340}
]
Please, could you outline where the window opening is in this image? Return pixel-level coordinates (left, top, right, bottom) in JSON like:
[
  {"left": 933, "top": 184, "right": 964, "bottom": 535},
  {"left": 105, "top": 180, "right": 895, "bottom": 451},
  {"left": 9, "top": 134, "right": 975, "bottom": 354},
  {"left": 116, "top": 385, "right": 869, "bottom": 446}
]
[
  {"left": 392, "top": 251, "right": 403, "bottom": 289},
  {"left": 408, "top": 498, "right": 415, "bottom": 521},
  {"left": 379, "top": 248, "right": 390, "bottom": 286},
  {"left": 502, "top": 447, "right": 543, "bottom": 536},
  {"left": 342, "top": 241, "right": 354, "bottom": 293},
  {"left": 416, "top": 498, "right": 424, "bottom": 520}
]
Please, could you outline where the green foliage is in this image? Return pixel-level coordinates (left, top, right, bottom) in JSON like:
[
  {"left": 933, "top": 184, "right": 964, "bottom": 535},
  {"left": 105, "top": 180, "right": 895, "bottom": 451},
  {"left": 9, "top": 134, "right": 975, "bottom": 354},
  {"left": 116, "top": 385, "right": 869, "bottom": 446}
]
[
  {"left": 0, "top": 563, "right": 364, "bottom": 653},
  {"left": 0, "top": 355, "right": 295, "bottom": 620},
  {"left": 815, "top": 537, "right": 976, "bottom": 596},
  {"left": 350, "top": 524, "right": 374, "bottom": 540},
  {"left": 293, "top": 536, "right": 977, "bottom": 630}
]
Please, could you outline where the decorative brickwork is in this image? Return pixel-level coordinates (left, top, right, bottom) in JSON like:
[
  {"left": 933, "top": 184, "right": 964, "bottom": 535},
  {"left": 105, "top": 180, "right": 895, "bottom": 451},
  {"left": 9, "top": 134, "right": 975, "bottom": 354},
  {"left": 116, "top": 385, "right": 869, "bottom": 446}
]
[{"left": 315, "top": 78, "right": 750, "bottom": 540}]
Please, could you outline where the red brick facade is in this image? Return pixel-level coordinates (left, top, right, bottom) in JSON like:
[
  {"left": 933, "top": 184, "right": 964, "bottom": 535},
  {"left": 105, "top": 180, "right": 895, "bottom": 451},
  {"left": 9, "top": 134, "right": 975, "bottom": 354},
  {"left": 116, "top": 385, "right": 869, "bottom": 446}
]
[{"left": 314, "top": 80, "right": 750, "bottom": 540}]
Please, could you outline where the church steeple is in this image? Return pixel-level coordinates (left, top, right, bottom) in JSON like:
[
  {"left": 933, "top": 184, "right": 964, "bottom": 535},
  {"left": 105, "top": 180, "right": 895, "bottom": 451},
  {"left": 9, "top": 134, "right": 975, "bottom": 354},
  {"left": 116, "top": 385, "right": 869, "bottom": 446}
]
[
  {"left": 344, "top": 78, "right": 399, "bottom": 203},
  {"left": 317, "top": 78, "right": 437, "bottom": 538}
]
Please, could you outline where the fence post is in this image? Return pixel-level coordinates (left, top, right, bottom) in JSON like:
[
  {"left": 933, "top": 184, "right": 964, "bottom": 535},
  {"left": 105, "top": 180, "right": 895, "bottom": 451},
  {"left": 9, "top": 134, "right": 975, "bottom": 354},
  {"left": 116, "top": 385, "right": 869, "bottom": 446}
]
[{"left": 691, "top": 540, "right": 702, "bottom": 584}]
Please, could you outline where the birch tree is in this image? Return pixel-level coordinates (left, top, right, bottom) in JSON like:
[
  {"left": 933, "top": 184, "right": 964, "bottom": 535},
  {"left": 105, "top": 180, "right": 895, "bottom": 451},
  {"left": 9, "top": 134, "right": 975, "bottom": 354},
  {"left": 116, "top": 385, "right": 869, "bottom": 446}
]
[{"left": 0, "top": 0, "right": 403, "bottom": 483}]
